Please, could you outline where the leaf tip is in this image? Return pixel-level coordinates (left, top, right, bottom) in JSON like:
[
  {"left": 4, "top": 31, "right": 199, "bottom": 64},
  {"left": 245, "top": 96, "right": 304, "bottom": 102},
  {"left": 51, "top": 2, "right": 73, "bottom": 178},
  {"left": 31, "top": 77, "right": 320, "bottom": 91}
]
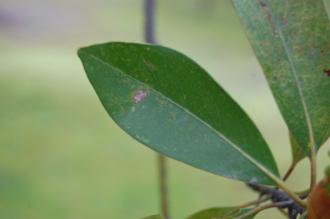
[{"left": 77, "top": 47, "right": 87, "bottom": 60}]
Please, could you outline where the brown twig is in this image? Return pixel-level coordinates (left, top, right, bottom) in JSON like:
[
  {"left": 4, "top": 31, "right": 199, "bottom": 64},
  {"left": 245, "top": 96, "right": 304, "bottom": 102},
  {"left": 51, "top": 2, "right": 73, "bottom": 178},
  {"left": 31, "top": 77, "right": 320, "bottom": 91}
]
[
  {"left": 158, "top": 155, "right": 170, "bottom": 219},
  {"left": 283, "top": 162, "right": 297, "bottom": 181}
]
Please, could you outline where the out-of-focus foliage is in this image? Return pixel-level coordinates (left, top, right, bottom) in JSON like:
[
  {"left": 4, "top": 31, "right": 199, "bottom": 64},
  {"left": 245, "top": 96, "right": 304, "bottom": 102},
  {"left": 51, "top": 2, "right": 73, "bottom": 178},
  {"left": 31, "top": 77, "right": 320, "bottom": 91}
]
[{"left": 0, "top": 0, "right": 329, "bottom": 219}]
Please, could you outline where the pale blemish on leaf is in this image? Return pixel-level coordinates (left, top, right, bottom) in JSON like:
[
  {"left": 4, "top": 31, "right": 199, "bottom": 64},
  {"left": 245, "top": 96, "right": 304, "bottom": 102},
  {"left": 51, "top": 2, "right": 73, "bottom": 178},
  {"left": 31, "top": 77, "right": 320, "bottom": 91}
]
[
  {"left": 143, "top": 58, "right": 157, "bottom": 71},
  {"left": 133, "top": 90, "right": 148, "bottom": 103}
]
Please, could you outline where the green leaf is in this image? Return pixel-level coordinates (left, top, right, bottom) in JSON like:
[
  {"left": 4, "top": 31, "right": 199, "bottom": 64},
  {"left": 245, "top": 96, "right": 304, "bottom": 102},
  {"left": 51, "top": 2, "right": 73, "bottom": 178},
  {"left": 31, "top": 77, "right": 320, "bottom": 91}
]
[
  {"left": 283, "top": 132, "right": 305, "bottom": 180},
  {"left": 78, "top": 42, "right": 279, "bottom": 184},
  {"left": 187, "top": 207, "right": 255, "bottom": 219},
  {"left": 142, "top": 215, "right": 163, "bottom": 219},
  {"left": 232, "top": 0, "right": 330, "bottom": 155},
  {"left": 289, "top": 132, "right": 305, "bottom": 165}
]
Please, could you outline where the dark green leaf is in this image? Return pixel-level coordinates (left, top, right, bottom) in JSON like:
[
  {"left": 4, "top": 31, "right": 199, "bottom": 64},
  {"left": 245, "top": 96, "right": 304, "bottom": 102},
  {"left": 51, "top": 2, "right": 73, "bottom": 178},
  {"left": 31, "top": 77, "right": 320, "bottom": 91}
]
[
  {"left": 142, "top": 215, "right": 163, "bottom": 219},
  {"left": 232, "top": 0, "right": 330, "bottom": 155},
  {"left": 78, "top": 42, "right": 279, "bottom": 184},
  {"left": 187, "top": 207, "right": 255, "bottom": 219}
]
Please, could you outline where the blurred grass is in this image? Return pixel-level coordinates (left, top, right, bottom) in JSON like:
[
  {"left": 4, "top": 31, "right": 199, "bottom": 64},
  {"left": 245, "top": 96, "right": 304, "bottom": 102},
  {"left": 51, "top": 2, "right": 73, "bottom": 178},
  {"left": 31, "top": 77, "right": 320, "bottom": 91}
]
[{"left": 0, "top": 0, "right": 329, "bottom": 219}]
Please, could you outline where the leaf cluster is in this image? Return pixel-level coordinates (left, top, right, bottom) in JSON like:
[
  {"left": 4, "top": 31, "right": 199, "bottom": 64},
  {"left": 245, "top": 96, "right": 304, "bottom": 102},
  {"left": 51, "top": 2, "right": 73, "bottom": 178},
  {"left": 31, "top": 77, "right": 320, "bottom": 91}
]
[{"left": 78, "top": 0, "right": 330, "bottom": 218}]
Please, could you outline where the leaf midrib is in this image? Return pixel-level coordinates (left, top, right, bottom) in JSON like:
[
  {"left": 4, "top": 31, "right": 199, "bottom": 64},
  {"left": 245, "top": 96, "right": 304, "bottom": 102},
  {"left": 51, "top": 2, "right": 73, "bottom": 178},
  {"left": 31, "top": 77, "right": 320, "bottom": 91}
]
[
  {"left": 264, "top": 2, "right": 316, "bottom": 152},
  {"left": 80, "top": 50, "right": 279, "bottom": 183}
]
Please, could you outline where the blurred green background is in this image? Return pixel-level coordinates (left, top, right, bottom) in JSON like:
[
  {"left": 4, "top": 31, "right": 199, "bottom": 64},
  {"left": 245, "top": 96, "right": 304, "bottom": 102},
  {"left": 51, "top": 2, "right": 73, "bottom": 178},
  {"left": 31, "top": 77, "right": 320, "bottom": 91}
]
[{"left": 0, "top": 1, "right": 329, "bottom": 218}]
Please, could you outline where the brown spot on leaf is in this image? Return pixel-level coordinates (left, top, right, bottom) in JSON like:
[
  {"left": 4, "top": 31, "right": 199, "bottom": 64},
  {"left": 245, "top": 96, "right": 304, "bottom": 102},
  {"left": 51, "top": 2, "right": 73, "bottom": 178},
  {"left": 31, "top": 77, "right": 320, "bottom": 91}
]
[
  {"left": 258, "top": 0, "right": 277, "bottom": 36},
  {"left": 323, "top": 69, "right": 330, "bottom": 76}
]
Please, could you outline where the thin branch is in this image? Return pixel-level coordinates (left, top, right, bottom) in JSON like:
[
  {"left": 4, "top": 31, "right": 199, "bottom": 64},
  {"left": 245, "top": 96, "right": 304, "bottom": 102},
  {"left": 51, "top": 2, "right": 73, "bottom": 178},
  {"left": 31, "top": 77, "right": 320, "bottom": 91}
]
[
  {"left": 221, "top": 196, "right": 270, "bottom": 219},
  {"left": 247, "top": 180, "right": 306, "bottom": 213},
  {"left": 236, "top": 201, "right": 293, "bottom": 219},
  {"left": 144, "top": 1, "right": 170, "bottom": 219},
  {"left": 309, "top": 147, "right": 317, "bottom": 190},
  {"left": 296, "top": 189, "right": 310, "bottom": 199},
  {"left": 283, "top": 162, "right": 297, "bottom": 181},
  {"left": 285, "top": 130, "right": 305, "bottom": 182},
  {"left": 144, "top": 0, "right": 157, "bottom": 44},
  {"left": 158, "top": 155, "right": 170, "bottom": 219},
  {"left": 237, "top": 196, "right": 270, "bottom": 209},
  {"left": 258, "top": 172, "right": 306, "bottom": 208}
]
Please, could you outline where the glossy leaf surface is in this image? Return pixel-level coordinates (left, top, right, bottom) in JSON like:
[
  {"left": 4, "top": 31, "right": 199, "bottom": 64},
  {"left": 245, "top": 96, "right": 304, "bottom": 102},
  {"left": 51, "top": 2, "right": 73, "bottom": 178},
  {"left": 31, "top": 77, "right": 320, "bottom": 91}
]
[
  {"left": 78, "top": 42, "right": 279, "bottom": 184},
  {"left": 232, "top": 0, "right": 330, "bottom": 155},
  {"left": 187, "top": 207, "right": 255, "bottom": 219}
]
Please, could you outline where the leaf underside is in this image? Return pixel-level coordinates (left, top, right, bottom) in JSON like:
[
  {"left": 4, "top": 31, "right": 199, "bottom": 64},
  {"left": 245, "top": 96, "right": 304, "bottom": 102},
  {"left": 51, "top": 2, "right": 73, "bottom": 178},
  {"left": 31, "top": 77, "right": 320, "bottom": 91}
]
[
  {"left": 78, "top": 42, "right": 279, "bottom": 185},
  {"left": 232, "top": 0, "right": 330, "bottom": 160}
]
